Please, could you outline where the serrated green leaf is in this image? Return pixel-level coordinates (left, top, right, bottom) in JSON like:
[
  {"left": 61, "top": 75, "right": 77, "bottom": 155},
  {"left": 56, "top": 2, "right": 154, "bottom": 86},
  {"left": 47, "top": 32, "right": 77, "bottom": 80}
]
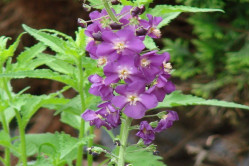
[
  {"left": 143, "top": 36, "right": 157, "bottom": 50},
  {"left": 15, "top": 132, "right": 89, "bottom": 163},
  {"left": 0, "top": 33, "right": 23, "bottom": 65},
  {"left": 22, "top": 24, "right": 67, "bottom": 54},
  {"left": 149, "top": 5, "right": 223, "bottom": 28},
  {"left": 61, "top": 112, "right": 81, "bottom": 130},
  {"left": 125, "top": 145, "right": 166, "bottom": 166},
  {"left": 156, "top": 91, "right": 249, "bottom": 110},
  {"left": 120, "top": 0, "right": 134, "bottom": 6},
  {"left": 14, "top": 43, "right": 46, "bottom": 70},
  {"left": 0, "top": 69, "right": 77, "bottom": 89},
  {"left": 87, "top": 0, "right": 103, "bottom": 9}
]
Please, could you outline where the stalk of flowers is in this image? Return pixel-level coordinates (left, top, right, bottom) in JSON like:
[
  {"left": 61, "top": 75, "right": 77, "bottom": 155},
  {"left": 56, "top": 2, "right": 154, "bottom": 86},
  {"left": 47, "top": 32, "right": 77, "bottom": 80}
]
[{"left": 80, "top": 4, "right": 178, "bottom": 148}]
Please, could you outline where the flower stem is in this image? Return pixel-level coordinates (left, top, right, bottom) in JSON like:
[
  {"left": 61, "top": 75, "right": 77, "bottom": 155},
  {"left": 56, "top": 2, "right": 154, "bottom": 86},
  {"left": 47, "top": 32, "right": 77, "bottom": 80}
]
[
  {"left": 15, "top": 109, "right": 27, "bottom": 166},
  {"left": 87, "top": 126, "right": 94, "bottom": 166},
  {"left": 76, "top": 56, "right": 87, "bottom": 166},
  {"left": 117, "top": 115, "right": 132, "bottom": 166},
  {"left": 0, "top": 111, "right": 10, "bottom": 166},
  {"left": 101, "top": 0, "right": 119, "bottom": 23}
]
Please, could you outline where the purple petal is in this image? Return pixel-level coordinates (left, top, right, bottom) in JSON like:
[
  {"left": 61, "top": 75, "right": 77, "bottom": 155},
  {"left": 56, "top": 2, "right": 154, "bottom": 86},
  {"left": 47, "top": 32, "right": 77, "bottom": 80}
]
[
  {"left": 111, "top": 96, "right": 127, "bottom": 108},
  {"left": 81, "top": 109, "right": 97, "bottom": 121},
  {"left": 139, "top": 93, "right": 158, "bottom": 109},
  {"left": 123, "top": 102, "right": 146, "bottom": 119},
  {"left": 96, "top": 43, "right": 115, "bottom": 56}
]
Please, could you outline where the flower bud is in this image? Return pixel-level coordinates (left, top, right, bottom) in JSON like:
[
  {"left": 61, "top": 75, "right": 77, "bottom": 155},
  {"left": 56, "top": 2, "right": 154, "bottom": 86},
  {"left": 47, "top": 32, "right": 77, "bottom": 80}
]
[
  {"left": 139, "top": 5, "right": 145, "bottom": 15},
  {"left": 110, "top": 22, "right": 122, "bottom": 30},
  {"left": 131, "top": 7, "right": 141, "bottom": 17},
  {"left": 114, "top": 140, "right": 121, "bottom": 146},
  {"left": 92, "top": 31, "right": 103, "bottom": 41},
  {"left": 111, "top": 0, "right": 120, "bottom": 5},
  {"left": 82, "top": 4, "right": 91, "bottom": 12},
  {"left": 136, "top": 27, "right": 147, "bottom": 36},
  {"left": 77, "top": 18, "right": 87, "bottom": 28},
  {"left": 153, "top": 150, "right": 160, "bottom": 155}
]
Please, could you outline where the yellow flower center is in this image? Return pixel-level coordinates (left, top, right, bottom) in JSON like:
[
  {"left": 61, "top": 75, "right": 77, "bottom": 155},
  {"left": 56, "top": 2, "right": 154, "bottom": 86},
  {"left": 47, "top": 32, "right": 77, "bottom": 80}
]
[
  {"left": 141, "top": 58, "right": 151, "bottom": 67},
  {"left": 114, "top": 41, "right": 126, "bottom": 54},
  {"left": 149, "top": 27, "right": 161, "bottom": 38},
  {"left": 118, "top": 68, "right": 130, "bottom": 79},
  {"left": 127, "top": 94, "right": 140, "bottom": 105},
  {"left": 163, "top": 62, "right": 172, "bottom": 73},
  {"left": 97, "top": 57, "right": 107, "bottom": 66}
]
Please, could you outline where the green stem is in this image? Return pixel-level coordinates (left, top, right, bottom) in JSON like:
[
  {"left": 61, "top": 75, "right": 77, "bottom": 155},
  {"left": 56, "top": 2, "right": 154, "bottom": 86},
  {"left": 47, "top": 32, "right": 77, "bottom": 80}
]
[
  {"left": 117, "top": 116, "right": 132, "bottom": 166},
  {"left": 0, "top": 111, "right": 10, "bottom": 166},
  {"left": 87, "top": 126, "right": 94, "bottom": 166},
  {"left": 76, "top": 56, "right": 87, "bottom": 166},
  {"left": 14, "top": 109, "right": 27, "bottom": 166},
  {"left": 101, "top": 0, "right": 119, "bottom": 23}
]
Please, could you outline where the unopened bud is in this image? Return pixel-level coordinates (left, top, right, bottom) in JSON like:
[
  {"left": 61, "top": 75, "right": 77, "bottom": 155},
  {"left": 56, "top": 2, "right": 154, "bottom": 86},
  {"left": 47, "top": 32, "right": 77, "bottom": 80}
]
[
  {"left": 153, "top": 150, "right": 160, "bottom": 155},
  {"left": 114, "top": 140, "right": 121, "bottom": 146},
  {"left": 111, "top": 0, "right": 120, "bottom": 5},
  {"left": 139, "top": 5, "right": 145, "bottom": 15},
  {"left": 136, "top": 27, "right": 147, "bottom": 36},
  {"left": 92, "top": 31, "right": 103, "bottom": 41},
  {"left": 77, "top": 18, "right": 87, "bottom": 28},
  {"left": 110, "top": 22, "right": 122, "bottom": 30},
  {"left": 131, "top": 7, "right": 141, "bottom": 17},
  {"left": 82, "top": 4, "right": 91, "bottom": 12}
]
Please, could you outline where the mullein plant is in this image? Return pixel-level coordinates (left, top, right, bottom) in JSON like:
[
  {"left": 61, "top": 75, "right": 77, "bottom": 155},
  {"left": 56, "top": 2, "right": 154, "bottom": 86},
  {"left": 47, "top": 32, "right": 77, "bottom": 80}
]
[{"left": 80, "top": 4, "right": 178, "bottom": 165}]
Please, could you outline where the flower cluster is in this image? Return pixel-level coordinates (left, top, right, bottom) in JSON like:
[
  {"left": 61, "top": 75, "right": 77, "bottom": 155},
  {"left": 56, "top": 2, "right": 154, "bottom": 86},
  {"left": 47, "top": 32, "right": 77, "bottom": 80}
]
[
  {"left": 136, "top": 111, "right": 179, "bottom": 145},
  {"left": 80, "top": 6, "right": 177, "bottom": 144}
]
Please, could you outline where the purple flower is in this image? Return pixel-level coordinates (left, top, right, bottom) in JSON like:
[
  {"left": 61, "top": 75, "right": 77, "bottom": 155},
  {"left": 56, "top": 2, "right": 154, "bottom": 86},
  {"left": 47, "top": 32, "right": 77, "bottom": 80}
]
[
  {"left": 81, "top": 109, "right": 111, "bottom": 130},
  {"left": 88, "top": 74, "right": 114, "bottom": 101},
  {"left": 97, "top": 102, "right": 121, "bottom": 128},
  {"left": 136, "top": 121, "right": 155, "bottom": 145},
  {"left": 140, "top": 14, "right": 162, "bottom": 38},
  {"left": 111, "top": 82, "right": 158, "bottom": 119},
  {"left": 135, "top": 50, "right": 164, "bottom": 83},
  {"left": 147, "top": 74, "right": 175, "bottom": 102},
  {"left": 154, "top": 111, "right": 179, "bottom": 133},
  {"left": 96, "top": 28, "right": 145, "bottom": 60},
  {"left": 103, "top": 56, "right": 145, "bottom": 85},
  {"left": 89, "top": 9, "right": 116, "bottom": 28}
]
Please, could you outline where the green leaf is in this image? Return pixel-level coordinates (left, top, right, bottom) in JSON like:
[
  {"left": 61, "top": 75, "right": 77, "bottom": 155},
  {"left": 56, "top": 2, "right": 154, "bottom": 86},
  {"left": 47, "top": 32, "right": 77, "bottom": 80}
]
[
  {"left": 125, "top": 145, "right": 165, "bottom": 166},
  {"left": 156, "top": 91, "right": 249, "bottom": 110},
  {"left": 22, "top": 24, "right": 79, "bottom": 60},
  {"left": 120, "top": 0, "right": 134, "bottom": 6},
  {"left": 0, "top": 33, "right": 24, "bottom": 65},
  {"left": 148, "top": 5, "right": 224, "bottom": 28},
  {"left": 0, "top": 69, "right": 77, "bottom": 89},
  {"left": 15, "top": 43, "right": 46, "bottom": 70},
  {"left": 15, "top": 132, "right": 89, "bottom": 163},
  {"left": 143, "top": 36, "right": 157, "bottom": 50},
  {"left": 87, "top": 0, "right": 103, "bottom": 9},
  {"left": 60, "top": 111, "right": 81, "bottom": 130}
]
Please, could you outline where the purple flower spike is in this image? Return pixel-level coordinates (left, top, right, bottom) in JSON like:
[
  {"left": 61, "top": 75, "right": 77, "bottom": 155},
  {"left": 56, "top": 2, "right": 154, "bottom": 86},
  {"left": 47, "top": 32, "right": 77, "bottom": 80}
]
[
  {"left": 96, "top": 28, "right": 145, "bottom": 60},
  {"left": 88, "top": 74, "right": 114, "bottom": 101},
  {"left": 136, "top": 121, "right": 155, "bottom": 145},
  {"left": 97, "top": 102, "right": 121, "bottom": 128},
  {"left": 154, "top": 111, "right": 179, "bottom": 133},
  {"left": 81, "top": 109, "right": 111, "bottom": 130},
  {"left": 147, "top": 74, "right": 175, "bottom": 102},
  {"left": 111, "top": 82, "right": 158, "bottom": 119}
]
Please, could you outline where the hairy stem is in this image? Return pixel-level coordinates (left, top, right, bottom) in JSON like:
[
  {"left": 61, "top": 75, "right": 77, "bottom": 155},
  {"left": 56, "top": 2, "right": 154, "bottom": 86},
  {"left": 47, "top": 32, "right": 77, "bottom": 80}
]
[
  {"left": 14, "top": 109, "right": 27, "bottom": 166},
  {"left": 101, "top": 0, "right": 119, "bottom": 23},
  {"left": 76, "top": 56, "right": 87, "bottom": 166},
  {"left": 0, "top": 111, "right": 10, "bottom": 166},
  {"left": 117, "top": 116, "right": 132, "bottom": 166},
  {"left": 87, "top": 126, "right": 94, "bottom": 166}
]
